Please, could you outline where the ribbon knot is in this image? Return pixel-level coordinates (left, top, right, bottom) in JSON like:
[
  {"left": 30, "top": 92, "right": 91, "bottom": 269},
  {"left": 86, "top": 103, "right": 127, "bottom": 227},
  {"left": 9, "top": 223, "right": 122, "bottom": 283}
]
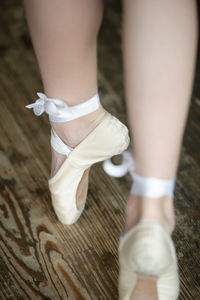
[
  {"left": 25, "top": 92, "right": 71, "bottom": 117},
  {"left": 102, "top": 150, "right": 135, "bottom": 178}
]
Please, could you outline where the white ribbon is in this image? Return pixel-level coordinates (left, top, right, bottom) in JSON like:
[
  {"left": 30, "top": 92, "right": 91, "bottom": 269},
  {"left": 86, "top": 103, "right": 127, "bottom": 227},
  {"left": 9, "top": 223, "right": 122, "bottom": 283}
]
[
  {"left": 102, "top": 150, "right": 135, "bottom": 178},
  {"left": 25, "top": 92, "right": 71, "bottom": 117},
  {"left": 25, "top": 92, "right": 101, "bottom": 122},
  {"left": 103, "top": 150, "right": 176, "bottom": 198}
]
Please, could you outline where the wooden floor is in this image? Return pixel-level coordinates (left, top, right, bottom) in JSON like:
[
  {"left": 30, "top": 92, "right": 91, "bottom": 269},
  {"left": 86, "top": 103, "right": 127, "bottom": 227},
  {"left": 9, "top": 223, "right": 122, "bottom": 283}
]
[{"left": 0, "top": 1, "right": 200, "bottom": 299}]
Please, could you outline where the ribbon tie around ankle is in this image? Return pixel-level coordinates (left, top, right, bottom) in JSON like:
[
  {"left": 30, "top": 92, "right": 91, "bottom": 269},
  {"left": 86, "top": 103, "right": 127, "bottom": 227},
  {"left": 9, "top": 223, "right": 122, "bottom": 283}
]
[
  {"left": 25, "top": 92, "right": 69, "bottom": 117},
  {"left": 103, "top": 150, "right": 176, "bottom": 198},
  {"left": 25, "top": 92, "right": 101, "bottom": 122}
]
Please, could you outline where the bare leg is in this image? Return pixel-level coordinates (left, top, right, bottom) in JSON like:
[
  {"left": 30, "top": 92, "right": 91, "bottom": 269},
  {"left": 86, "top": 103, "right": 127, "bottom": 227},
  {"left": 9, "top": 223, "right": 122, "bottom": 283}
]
[
  {"left": 122, "top": 0, "right": 198, "bottom": 232},
  {"left": 23, "top": 0, "right": 105, "bottom": 176}
]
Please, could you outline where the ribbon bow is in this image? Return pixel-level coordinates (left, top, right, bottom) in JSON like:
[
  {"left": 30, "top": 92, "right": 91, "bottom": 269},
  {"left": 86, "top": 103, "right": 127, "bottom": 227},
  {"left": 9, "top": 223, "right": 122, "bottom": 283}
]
[{"left": 25, "top": 92, "right": 71, "bottom": 117}]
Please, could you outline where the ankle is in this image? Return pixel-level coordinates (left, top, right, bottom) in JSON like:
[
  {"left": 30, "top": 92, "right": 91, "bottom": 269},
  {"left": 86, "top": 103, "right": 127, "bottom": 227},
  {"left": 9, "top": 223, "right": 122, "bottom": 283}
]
[
  {"left": 124, "top": 194, "right": 175, "bottom": 234},
  {"left": 50, "top": 106, "right": 106, "bottom": 148}
]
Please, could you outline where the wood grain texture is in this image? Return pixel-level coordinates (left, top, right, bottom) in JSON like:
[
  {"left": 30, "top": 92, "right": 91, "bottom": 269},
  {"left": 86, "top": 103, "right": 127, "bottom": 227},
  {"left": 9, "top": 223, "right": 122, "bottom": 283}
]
[{"left": 0, "top": 1, "right": 200, "bottom": 299}]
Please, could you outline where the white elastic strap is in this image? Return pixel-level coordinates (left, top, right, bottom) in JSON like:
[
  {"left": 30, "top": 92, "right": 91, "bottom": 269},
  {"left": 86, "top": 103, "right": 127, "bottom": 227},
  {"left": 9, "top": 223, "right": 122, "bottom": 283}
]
[
  {"left": 131, "top": 172, "right": 176, "bottom": 198},
  {"left": 50, "top": 129, "right": 73, "bottom": 156},
  {"left": 25, "top": 92, "right": 101, "bottom": 123}
]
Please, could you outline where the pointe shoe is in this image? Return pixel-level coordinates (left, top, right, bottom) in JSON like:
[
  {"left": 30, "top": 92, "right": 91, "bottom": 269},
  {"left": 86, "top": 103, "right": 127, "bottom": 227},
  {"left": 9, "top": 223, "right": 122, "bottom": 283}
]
[
  {"left": 26, "top": 92, "right": 130, "bottom": 224},
  {"left": 119, "top": 220, "right": 179, "bottom": 300},
  {"left": 103, "top": 155, "right": 179, "bottom": 299}
]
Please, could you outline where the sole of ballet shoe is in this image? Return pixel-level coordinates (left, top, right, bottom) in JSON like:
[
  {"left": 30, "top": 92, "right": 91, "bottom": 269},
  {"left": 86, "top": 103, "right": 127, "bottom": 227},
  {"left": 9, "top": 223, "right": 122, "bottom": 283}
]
[
  {"left": 76, "top": 167, "right": 90, "bottom": 210},
  {"left": 131, "top": 275, "right": 158, "bottom": 300},
  {"left": 118, "top": 219, "right": 179, "bottom": 300},
  {"left": 48, "top": 111, "right": 130, "bottom": 225}
]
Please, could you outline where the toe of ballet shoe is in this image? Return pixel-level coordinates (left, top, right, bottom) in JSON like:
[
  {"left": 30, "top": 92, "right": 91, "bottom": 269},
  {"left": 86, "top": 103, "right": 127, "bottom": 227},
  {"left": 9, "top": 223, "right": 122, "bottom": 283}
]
[
  {"left": 52, "top": 201, "right": 85, "bottom": 225},
  {"left": 48, "top": 166, "right": 89, "bottom": 225},
  {"left": 118, "top": 219, "right": 180, "bottom": 300}
]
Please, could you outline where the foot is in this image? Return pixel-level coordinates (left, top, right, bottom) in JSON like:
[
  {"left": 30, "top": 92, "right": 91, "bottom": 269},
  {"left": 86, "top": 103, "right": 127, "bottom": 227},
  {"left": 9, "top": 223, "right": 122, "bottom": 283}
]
[
  {"left": 124, "top": 194, "right": 175, "bottom": 234},
  {"left": 50, "top": 106, "right": 106, "bottom": 177}
]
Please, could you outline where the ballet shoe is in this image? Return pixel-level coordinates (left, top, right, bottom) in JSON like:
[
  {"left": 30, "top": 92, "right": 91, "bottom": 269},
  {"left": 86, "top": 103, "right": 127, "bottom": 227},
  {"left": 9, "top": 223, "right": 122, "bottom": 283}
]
[
  {"left": 119, "top": 218, "right": 179, "bottom": 300},
  {"left": 26, "top": 92, "right": 130, "bottom": 224},
  {"left": 103, "top": 154, "right": 180, "bottom": 299}
]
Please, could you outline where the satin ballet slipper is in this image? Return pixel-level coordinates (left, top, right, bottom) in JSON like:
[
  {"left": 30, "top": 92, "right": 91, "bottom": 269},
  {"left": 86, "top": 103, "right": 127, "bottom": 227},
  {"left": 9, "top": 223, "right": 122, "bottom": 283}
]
[
  {"left": 119, "top": 219, "right": 179, "bottom": 300},
  {"left": 103, "top": 155, "right": 180, "bottom": 300},
  {"left": 26, "top": 92, "right": 130, "bottom": 224}
]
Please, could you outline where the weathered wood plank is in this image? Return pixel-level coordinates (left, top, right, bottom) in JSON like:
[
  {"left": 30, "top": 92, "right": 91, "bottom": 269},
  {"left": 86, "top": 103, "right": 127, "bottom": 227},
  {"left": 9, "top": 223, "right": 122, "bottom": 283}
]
[{"left": 0, "top": 1, "right": 199, "bottom": 299}]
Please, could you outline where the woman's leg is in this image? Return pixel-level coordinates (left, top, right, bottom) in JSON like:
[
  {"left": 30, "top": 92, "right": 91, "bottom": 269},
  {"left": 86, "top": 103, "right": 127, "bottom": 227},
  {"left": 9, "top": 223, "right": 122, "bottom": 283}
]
[
  {"left": 122, "top": 0, "right": 198, "bottom": 232},
  {"left": 23, "top": 0, "right": 104, "bottom": 176}
]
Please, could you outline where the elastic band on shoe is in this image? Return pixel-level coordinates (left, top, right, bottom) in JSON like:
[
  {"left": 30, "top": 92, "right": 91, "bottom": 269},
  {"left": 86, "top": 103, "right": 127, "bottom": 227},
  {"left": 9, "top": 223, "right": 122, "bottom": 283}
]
[
  {"left": 50, "top": 129, "right": 73, "bottom": 156},
  {"left": 25, "top": 92, "right": 101, "bottom": 123},
  {"left": 131, "top": 172, "right": 176, "bottom": 198}
]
